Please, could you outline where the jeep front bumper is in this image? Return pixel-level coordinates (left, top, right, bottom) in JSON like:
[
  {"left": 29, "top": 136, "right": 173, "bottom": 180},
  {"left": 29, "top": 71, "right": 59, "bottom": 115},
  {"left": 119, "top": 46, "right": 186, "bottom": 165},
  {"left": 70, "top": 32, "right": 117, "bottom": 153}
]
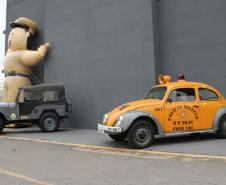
[{"left": 98, "top": 124, "right": 122, "bottom": 134}]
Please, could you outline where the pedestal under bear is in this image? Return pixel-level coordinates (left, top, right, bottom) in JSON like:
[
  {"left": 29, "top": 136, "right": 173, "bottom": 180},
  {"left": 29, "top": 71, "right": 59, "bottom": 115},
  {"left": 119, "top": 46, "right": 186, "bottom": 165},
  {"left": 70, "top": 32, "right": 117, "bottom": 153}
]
[{"left": 3, "top": 17, "right": 49, "bottom": 102}]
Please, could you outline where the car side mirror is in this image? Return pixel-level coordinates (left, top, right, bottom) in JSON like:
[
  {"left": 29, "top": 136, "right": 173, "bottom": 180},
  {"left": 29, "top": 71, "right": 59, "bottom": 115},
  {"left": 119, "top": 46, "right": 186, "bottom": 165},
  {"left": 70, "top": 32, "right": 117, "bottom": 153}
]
[{"left": 166, "top": 98, "right": 172, "bottom": 103}]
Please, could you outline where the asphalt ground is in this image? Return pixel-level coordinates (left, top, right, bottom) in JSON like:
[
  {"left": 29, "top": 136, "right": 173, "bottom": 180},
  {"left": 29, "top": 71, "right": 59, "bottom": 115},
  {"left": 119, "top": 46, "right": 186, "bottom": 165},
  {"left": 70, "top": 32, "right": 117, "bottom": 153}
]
[
  {"left": 0, "top": 135, "right": 226, "bottom": 185},
  {"left": 2, "top": 127, "right": 226, "bottom": 156}
]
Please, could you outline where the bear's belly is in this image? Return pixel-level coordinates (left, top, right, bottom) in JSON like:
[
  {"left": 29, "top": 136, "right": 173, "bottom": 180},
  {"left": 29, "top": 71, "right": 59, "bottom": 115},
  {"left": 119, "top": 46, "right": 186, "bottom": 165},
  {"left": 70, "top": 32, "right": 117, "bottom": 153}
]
[{"left": 4, "top": 54, "right": 30, "bottom": 75}]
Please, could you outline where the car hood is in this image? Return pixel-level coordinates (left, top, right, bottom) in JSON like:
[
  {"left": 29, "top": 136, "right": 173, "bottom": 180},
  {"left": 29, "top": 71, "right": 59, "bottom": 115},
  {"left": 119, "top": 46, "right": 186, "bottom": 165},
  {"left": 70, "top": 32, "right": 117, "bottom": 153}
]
[{"left": 106, "top": 99, "right": 162, "bottom": 126}]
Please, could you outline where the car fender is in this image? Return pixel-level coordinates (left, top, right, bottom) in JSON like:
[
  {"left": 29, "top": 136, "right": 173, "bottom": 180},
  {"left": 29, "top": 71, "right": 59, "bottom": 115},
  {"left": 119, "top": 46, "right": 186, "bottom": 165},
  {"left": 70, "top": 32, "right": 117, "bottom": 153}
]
[
  {"left": 120, "top": 110, "right": 165, "bottom": 136},
  {"left": 213, "top": 107, "right": 226, "bottom": 130}
]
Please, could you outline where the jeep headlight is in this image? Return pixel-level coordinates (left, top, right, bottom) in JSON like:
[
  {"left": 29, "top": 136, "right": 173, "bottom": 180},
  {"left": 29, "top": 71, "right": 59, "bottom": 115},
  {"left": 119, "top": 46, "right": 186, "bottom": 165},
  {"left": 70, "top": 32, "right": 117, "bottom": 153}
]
[{"left": 103, "top": 113, "right": 109, "bottom": 125}]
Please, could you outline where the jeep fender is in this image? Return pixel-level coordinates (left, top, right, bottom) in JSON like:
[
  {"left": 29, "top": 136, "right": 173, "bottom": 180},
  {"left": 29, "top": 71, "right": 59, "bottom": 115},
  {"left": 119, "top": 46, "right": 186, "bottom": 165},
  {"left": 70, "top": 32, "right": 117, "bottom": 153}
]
[
  {"left": 213, "top": 107, "right": 226, "bottom": 130},
  {"left": 29, "top": 105, "right": 67, "bottom": 119},
  {"left": 120, "top": 110, "right": 165, "bottom": 136}
]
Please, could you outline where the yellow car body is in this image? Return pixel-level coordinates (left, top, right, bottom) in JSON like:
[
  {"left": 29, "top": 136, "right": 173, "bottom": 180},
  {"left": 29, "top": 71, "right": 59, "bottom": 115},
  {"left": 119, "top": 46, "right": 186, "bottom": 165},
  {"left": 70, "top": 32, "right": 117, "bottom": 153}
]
[{"left": 98, "top": 75, "right": 226, "bottom": 148}]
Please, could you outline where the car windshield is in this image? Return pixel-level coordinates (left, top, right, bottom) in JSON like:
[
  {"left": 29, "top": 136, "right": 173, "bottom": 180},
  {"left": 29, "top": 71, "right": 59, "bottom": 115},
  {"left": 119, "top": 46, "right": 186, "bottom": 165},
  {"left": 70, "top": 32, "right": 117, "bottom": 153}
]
[{"left": 144, "top": 86, "right": 167, "bottom": 100}]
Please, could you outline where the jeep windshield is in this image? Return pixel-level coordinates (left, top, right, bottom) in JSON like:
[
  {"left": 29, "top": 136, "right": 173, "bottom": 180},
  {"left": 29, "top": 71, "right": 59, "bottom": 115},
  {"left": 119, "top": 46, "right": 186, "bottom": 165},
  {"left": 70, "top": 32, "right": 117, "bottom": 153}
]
[{"left": 144, "top": 86, "right": 167, "bottom": 100}]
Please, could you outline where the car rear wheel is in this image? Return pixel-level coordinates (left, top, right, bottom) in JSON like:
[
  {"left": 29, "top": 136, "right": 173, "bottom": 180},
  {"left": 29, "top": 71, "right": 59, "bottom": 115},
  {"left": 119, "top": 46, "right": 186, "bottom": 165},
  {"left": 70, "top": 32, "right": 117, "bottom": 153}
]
[
  {"left": 38, "top": 112, "right": 60, "bottom": 132},
  {"left": 109, "top": 133, "right": 127, "bottom": 141},
  {"left": 127, "top": 120, "right": 155, "bottom": 149},
  {"left": 217, "top": 115, "right": 226, "bottom": 138}
]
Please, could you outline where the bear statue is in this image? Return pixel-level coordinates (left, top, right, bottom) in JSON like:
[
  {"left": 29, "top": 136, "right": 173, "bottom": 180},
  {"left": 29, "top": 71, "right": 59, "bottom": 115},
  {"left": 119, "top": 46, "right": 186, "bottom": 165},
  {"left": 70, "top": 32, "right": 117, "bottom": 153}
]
[{"left": 3, "top": 17, "right": 50, "bottom": 102}]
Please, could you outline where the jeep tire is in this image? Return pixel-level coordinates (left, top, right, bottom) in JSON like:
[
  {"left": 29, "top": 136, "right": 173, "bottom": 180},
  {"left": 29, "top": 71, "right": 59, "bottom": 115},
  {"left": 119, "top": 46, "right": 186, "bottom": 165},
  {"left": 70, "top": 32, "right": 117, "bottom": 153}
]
[
  {"left": 217, "top": 115, "right": 226, "bottom": 138},
  {"left": 127, "top": 120, "right": 155, "bottom": 149},
  {"left": 38, "top": 112, "right": 60, "bottom": 132},
  {"left": 0, "top": 118, "right": 4, "bottom": 134},
  {"left": 109, "top": 133, "right": 127, "bottom": 141}
]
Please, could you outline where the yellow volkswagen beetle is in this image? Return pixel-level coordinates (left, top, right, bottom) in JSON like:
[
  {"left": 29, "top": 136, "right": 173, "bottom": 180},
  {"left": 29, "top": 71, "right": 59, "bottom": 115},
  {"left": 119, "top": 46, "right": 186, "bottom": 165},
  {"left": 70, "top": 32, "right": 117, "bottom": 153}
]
[{"left": 98, "top": 74, "right": 226, "bottom": 148}]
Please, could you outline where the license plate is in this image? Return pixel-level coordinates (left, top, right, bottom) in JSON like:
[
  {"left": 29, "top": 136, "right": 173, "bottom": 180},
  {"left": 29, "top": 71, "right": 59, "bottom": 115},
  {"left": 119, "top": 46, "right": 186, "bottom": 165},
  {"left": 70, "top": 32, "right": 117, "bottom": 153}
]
[
  {"left": 107, "top": 127, "right": 121, "bottom": 133},
  {"left": 98, "top": 124, "right": 121, "bottom": 133}
]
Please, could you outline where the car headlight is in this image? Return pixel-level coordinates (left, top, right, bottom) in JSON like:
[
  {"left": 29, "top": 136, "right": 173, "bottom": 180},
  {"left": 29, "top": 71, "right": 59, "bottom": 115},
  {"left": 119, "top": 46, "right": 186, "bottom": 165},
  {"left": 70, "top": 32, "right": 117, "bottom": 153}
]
[
  {"left": 115, "top": 116, "right": 124, "bottom": 127},
  {"left": 103, "top": 113, "right": 109, "bottom": 125}
]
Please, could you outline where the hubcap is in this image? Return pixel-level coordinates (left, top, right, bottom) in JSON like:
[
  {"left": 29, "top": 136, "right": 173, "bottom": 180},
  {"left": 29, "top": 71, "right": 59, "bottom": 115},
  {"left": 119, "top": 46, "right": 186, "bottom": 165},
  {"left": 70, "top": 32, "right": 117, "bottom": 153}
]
[
  {"left": 44, "top": 117, "right": 56, "bottom": 130},
  {"left": 135, "top": 127, "right": 149, "bottom": 143}
]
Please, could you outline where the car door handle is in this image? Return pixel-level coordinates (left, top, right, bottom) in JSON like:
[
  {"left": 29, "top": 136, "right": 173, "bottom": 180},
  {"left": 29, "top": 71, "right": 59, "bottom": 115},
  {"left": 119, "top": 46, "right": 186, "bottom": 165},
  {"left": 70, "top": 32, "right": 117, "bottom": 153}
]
[{"left": 193, "top": 105, "right": 199, "bottom": 108}]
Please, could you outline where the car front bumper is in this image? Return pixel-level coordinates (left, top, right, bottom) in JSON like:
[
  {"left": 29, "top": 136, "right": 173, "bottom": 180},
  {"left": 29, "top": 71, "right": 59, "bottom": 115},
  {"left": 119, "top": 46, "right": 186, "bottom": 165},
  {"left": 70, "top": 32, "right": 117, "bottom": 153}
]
[{"left": 98, "top": 124, "right": 122, "bottom": 134}]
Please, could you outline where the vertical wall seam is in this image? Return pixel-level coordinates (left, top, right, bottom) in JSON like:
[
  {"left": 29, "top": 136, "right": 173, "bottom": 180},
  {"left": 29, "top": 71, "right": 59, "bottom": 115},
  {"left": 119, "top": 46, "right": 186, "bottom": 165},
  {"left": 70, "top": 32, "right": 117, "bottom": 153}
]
[{"left": 150, "top": 0, "right": 161, "bottom": 84}]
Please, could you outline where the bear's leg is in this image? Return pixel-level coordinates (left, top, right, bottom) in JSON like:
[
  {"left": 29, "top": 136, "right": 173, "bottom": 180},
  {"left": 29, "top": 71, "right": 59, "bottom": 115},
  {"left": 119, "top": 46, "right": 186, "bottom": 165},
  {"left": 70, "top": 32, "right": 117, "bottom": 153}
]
[
  {"left": 8, "top": 85, "right": 21, "bottom": 102},
  {"left": 3, "top": 79, "right": 9, "bottom": 102},
  {"left": 7, "top": 77, "right": 31, "bottom": 103}
]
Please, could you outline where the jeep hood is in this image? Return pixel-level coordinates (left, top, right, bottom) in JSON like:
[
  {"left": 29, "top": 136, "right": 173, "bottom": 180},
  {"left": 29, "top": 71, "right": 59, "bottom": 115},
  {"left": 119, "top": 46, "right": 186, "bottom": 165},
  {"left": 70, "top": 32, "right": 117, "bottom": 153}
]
[{"left": 106, "top": 99, "right": 161, "bottom": 126}]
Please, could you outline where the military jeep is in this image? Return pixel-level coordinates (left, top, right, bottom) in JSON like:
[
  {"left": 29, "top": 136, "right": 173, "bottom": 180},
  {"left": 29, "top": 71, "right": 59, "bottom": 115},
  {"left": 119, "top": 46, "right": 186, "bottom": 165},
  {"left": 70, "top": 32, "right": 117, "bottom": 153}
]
[{"left": 0, "top": 84, "right": 71, "bottom": 133}]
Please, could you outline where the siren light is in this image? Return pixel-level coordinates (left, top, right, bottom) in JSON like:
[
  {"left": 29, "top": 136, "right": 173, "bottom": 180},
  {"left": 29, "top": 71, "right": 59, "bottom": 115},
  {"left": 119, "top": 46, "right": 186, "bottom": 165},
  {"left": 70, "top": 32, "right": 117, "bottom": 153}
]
[
  {"left": 159, "top": 74, "right": 171, "bottom": 84},
  {"left": 178, "top": 73, "right": 185, "bottom": 81}
]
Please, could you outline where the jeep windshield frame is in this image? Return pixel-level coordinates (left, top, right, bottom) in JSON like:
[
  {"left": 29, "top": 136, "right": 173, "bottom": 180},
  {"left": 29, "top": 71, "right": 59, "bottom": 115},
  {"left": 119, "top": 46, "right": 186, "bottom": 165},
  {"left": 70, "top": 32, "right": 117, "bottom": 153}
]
[{"left": 144, "top": 86, "right": 167, "bottom": 100}]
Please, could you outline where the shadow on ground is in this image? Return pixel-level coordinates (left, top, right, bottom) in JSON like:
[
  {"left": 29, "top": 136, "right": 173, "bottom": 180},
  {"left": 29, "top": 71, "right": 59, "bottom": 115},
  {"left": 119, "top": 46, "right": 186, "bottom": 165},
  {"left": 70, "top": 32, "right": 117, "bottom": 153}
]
[{"left": 154, "top": 133, "right": 218, "bottom": 145}]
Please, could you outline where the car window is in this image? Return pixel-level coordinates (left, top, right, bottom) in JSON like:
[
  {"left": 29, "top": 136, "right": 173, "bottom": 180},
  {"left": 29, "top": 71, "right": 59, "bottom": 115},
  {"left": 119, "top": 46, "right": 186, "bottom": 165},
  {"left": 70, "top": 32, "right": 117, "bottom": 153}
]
[
  {"left": 43, "top": 90, "right": 58, "bottom": 101},
  {"left": 199, "top": 88, "right": 219, "bottom": 101},
  {"left": 168, "top": 88, "right": 196, "bottom": 102},
  {"left": 24, "top": 90, "right": 42, "bottom": 101},
  {"left": 144, "top": 86, "right": 167, "bottom": 100}
]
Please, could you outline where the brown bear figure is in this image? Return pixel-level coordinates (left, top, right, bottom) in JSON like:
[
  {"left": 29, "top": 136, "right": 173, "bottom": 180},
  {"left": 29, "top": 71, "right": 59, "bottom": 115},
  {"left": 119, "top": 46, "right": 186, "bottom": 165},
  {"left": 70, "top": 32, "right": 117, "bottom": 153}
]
[{"left": 3, "top": 17, "right": 50, "bottom": 102}]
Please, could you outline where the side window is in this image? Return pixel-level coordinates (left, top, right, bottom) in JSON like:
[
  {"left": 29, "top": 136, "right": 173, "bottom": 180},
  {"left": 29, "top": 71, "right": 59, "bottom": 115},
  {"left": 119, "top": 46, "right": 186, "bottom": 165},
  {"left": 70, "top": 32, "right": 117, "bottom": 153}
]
[
  {"left": 199, "top": 88, "right": 219, "bottom": 101},
  {"left": 168, "top": 88, "right": 196, "bottom": 102}
]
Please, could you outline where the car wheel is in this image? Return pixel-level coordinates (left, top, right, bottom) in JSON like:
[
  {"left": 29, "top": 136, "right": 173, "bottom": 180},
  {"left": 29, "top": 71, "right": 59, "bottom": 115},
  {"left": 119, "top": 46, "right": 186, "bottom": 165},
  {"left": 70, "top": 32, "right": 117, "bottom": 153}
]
[
  {"left": 0, "top": 118, "right": 4, "bottom": 134},
  {"left": 127, "top": 120, "right": 155, "bottom": 149},
  {"left": 217, "top": 115, "right": 226, "bottom": 138},
  {"left": 38, "top": 112, "right": 60, "bottom": 132},
  {"left": 109, "top": 133, "right": 127, "bottom": 141}
]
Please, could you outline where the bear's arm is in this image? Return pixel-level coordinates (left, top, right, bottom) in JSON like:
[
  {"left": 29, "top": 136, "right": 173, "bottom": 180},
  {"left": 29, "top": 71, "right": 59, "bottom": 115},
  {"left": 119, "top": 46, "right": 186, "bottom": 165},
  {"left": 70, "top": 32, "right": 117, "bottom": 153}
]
[{"left": 20, "top": 44, "right": 49, "bottom": 66}]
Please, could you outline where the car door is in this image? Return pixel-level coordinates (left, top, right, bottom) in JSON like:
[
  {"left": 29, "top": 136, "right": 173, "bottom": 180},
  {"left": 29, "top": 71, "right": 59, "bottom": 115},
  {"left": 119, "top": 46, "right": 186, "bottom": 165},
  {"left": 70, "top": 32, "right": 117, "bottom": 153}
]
[
  {"left": 164, "top": 87, "right": 201, "bottom": 133},
  {"left": 198, "top": 88, "right": 222, "bottom": 130}
]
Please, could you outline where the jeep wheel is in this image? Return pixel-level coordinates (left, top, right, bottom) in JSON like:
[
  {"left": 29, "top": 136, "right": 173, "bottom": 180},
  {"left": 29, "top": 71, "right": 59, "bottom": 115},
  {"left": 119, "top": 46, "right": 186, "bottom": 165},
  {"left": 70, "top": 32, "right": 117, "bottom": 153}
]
[
  {"left": 109, "top": 133, "right": 127, "bottom": 141},
  {"left": 217, "top": 115, "right": 226, "bottom": 138},
  {"left": 38, "top": 112, "right": 60, "bottom": 132},
  {"left": 0, "top": 118, "right": 4, "bottom": 134},
  {"left": 127, "top": 120, "right": 154, "bottom": 149}
]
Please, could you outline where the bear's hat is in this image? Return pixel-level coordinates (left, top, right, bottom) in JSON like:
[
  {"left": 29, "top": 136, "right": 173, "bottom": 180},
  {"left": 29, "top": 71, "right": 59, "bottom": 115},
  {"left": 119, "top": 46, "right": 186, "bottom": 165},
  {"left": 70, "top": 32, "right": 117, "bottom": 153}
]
[{"left": 10, "top": 17, "right": 38, "bottom": 35}]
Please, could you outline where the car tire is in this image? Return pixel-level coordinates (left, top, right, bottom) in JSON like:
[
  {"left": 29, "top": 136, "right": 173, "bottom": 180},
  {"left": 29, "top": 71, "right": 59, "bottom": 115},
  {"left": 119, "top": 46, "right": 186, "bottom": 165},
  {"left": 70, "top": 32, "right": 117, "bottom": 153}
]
[
  {"left": 109, "top": 133, "right": 127, "bottom": 141},
  {"left": 217, "top": 115, "right": 226, "bottom": 138},
  {"left": 0, "top": 118, "right": 4, "bottom": 134},
  {"left": 127, "top": 120, "right": 155, "bottom": 149},
  {"left": 38, "top": 112, "right": 60, "bottom": 132}
]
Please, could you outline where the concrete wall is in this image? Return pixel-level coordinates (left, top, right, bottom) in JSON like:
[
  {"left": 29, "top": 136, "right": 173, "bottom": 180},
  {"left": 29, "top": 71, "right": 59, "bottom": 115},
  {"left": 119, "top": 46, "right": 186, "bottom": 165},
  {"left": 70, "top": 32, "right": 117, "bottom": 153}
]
[
  {"left": 157, "top": 0, "right": 226, "bottom": 95},
  {"left": 6, "top": 0, "right": 157, "bottom": 128},
  {"left": 6, "top": 0, "right": 226, "bottom": 128}
]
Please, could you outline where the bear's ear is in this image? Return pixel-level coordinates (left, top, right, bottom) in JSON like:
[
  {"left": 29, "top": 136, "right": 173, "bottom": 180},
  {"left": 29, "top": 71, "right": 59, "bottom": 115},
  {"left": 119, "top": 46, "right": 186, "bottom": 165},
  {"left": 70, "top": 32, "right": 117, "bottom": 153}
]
[{"left": 25, "top": 32, "right": 30, "bottom": 38}]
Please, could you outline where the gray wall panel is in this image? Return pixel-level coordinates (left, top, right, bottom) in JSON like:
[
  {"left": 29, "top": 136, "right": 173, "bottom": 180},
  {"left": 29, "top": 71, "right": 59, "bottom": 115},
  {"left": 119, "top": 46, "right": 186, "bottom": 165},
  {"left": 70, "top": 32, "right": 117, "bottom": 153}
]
[
  {"left": 43, "top": 0, "right": 156, "bottom": 128},
  {"left": 158, "top": 0, "right": 226, "bottom": 95}
]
